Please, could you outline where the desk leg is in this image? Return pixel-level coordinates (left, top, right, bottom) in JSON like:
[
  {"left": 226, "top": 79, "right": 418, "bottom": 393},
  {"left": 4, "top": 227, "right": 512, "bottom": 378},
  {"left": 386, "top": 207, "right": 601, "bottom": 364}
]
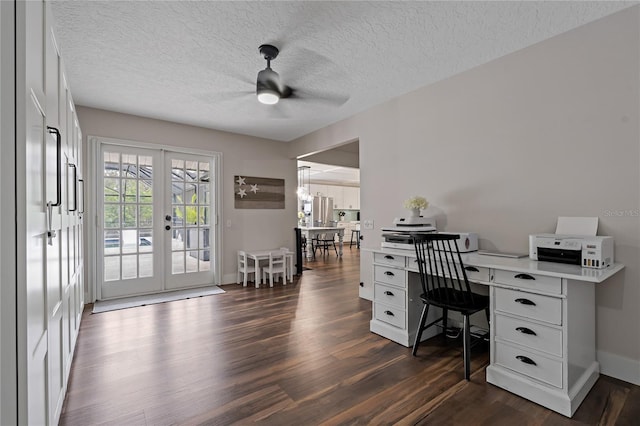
[{"left": 338, "top": 234, "right": 343, "bottom": 257}]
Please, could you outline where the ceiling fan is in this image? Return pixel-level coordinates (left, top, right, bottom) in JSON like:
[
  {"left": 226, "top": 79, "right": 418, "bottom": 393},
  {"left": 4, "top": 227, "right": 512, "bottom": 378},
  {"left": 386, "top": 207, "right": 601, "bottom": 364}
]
[
  {"left": 256, "top": 44, "right": 289, "bottom": 105},
  {"left": 254, "top": 44, "right": 348, "bottom": 107}
]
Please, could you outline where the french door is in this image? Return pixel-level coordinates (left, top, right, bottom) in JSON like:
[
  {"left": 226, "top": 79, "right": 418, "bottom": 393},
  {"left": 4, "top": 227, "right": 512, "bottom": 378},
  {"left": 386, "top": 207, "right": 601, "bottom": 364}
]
[{"left": 98, "top": 144, "right": 217, "bottom": 300}]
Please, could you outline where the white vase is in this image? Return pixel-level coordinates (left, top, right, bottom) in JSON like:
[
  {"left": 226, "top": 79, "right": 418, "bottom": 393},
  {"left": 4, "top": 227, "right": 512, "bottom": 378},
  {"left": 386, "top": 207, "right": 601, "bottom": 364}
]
[{"left": 410, "top": 208, "right": 420, "bottom": 217}]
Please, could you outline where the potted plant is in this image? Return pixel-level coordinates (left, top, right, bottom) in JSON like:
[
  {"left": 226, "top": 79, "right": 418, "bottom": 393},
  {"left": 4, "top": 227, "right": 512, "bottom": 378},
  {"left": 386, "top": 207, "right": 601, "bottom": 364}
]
[{"left": 403, "top": 196, "right": 429, "bottom": 217}]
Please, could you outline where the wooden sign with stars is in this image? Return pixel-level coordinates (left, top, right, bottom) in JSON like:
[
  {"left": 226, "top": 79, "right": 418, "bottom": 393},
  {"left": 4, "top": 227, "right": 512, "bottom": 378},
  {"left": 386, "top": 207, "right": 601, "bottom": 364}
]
[{"left": 234, "top": 175, "right": 285, "bottom": 209}]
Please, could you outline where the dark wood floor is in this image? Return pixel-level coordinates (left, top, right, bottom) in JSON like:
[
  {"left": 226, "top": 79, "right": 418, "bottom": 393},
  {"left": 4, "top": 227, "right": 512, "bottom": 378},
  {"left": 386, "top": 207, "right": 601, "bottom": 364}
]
[{"left": 60, "top": 248, "right": 640, "bottom": 425}]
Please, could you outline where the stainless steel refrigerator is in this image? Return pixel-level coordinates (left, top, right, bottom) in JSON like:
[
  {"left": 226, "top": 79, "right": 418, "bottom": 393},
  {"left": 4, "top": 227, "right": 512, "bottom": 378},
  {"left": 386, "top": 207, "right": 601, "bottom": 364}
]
[{"left": 312, "top": 196, "right": 334, "bottom": 226}]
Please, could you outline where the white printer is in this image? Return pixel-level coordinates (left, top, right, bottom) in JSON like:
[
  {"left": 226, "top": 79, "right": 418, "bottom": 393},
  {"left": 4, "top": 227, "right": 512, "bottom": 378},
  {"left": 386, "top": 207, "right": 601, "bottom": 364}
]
[
  {"left": 529, "top": 234, "right": 613, "bottom": 269},
  {"left": 381, "top": 217, "right": 478, "bottom": 252}
]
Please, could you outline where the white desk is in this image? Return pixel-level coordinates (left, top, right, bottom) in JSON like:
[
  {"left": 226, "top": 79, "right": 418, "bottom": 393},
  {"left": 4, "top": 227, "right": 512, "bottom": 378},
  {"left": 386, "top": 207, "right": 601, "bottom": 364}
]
[
  {"left": 245, "top": 249, "right": 294, "bottom": 284},
  {"left": 299, "top": 227, "right": 345, "bottom": 259},
  {"left": 368, "top": 247, "right": 624, "bottom": 417}
]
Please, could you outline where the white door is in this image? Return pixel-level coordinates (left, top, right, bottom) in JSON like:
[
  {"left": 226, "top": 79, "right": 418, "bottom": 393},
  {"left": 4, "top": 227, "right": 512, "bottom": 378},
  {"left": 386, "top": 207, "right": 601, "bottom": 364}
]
[
  {"left": 98, "top": 145, "right": 216, "bottom": 299},
  {"left": 99, "top": 145, "right": 162, "bottom": 299},
  {"left": 165, "top": 153, "right": 215, "bottom": 289}
]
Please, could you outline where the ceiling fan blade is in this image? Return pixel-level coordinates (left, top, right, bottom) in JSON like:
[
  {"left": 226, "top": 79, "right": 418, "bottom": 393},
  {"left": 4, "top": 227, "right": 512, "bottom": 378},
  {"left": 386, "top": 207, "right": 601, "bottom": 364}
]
[
  {"left": 287, "top": 88, "right": 350, "bottom": 107},
  {"left": 197, "top": 90, "right": 253, "bottom": 103}
]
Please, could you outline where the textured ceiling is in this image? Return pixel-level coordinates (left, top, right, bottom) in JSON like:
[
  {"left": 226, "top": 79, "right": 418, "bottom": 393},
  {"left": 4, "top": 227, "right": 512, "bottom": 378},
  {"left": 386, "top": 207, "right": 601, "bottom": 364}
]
[{"left": 50, "top": 1, "right": 634, "bottom": 142}]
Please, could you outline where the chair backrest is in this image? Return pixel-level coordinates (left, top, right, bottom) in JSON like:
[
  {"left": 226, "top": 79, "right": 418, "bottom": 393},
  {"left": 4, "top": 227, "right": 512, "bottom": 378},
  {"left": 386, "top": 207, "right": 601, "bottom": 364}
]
[
  {"left": 238, "top": 250, "right": 249, "bottom": 270},
  {"left": 321, "top": 232, "right": 337, "bottom": 241},
  {"left": 411, "top": 233, "right": 476, "bottom": 308},
  {"left": 269, "top": 251, "right": 285, "bottom": 269}
]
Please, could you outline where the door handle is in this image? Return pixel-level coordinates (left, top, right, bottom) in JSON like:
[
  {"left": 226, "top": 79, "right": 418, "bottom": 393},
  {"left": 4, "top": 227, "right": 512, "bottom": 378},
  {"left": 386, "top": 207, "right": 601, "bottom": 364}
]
[
  {"left": 69, "top": 164, "right": 77, "bottom": 212},
  {"left": 165, "top": 215, "right": 172, "bottom": 221},
  {"left": 46, "top": 126, "right": 62, "bottom": 207},
  {"left": 165, "top": 225, "right": 171, "bottom": 230}
]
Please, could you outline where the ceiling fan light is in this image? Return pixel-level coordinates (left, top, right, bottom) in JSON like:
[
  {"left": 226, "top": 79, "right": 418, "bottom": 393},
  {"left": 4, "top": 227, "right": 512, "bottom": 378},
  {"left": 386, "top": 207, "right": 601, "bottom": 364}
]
[{"left": 257, "top": 89, "right": 280, "bottom": 105}]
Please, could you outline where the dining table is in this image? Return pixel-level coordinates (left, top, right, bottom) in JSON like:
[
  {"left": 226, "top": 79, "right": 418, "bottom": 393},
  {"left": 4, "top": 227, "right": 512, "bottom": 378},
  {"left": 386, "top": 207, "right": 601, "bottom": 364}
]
[
  {"left": 299, "top": 226, "right": 345, "bottom": 260},
  {"left": 244, "top": 248, "right": 294, "bottom": 284}
]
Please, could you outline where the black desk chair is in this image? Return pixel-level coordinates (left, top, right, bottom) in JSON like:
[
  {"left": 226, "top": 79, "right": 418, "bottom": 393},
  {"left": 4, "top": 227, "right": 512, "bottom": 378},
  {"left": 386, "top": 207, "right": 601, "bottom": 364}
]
[{"left": 411, "top": 233, "right": 489, "bottom": 380}]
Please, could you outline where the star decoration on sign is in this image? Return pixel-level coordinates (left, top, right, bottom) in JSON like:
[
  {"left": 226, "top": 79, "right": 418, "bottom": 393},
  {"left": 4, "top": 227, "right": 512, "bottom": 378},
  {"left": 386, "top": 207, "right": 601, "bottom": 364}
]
[
  {"left": 238, "top": 188, "right": 247, "bottom": 198},
  {"left": 236, "top": 176, "right": 246, "bottom": 185},
  {"left": 250, "top": 184, "right": 259, "bottom": 193}
]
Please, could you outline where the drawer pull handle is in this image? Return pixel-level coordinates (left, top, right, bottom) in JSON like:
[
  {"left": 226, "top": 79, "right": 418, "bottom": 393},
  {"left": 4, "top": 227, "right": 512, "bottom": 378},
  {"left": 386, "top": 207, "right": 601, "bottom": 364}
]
[
  {"left": 464, "top": 266, "right": 479, "bottom": 272},
  {"left": 515, "top": 298, "right": 536, "bottom": 306},
  {"left": 384, "top": 271, "right": 395, "bottom": 277},
  {"left": 516, "top": 355, "right": 537, "bottom": 366},
  {"left": 515, "top": 327, "right": 537, "bottom": 336},
  {"left": 384, "top": 310, "right": 395, "bottom": 317},
  {"left": 384, "top": 255, "right": 395, "bottom": 260},
  {"left": 514, "top": 273, "right": 535, "bottom": 280},
  {"left": 384, "top": 291, "right": 394, "bottom": 296}
]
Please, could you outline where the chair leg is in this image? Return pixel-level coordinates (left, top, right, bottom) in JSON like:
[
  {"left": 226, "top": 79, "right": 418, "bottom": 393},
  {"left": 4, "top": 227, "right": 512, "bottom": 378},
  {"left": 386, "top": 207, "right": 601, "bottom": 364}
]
[
  {"left": 463, "top": 314, "right": 471, "bottom": 380},
  {"left": 412, "top": 303, "right": 430, "bottom": 356}
]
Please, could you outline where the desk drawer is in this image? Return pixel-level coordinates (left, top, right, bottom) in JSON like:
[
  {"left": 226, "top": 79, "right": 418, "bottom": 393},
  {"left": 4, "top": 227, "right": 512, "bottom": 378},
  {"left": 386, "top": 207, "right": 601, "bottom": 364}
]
[
  {"left": 374, "top": 252, "right": 406, "bottom": 268},
  {"left": 460, "top": 265, "right": 490, "bottom": 283},
  {"left": 495, "top": 342, "right": 563, "bottom": 388},
  {"left": 374, "top": 283, "right": 406, "bottom": 309},
  {"left": 493, "top": 270, "right": 562, "bottom": 295},
  {"left": 374, "top": 303, "right": 406, "bottom": 329},
  {"left": 495, "top": 288, "right": 562, "bottom": 326},
  {"left": 374, "top": 265, "right": 405, "bottom": 288},
  {"left": 495, "top": 313, "right": 562, "bottom": 357}
]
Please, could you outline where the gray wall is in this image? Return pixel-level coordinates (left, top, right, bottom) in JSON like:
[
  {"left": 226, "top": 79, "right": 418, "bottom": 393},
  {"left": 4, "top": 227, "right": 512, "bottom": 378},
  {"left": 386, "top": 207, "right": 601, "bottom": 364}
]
[
  {"left": 77, "top": 107, "right": 297, "bottom": 286},
  {"left": 289, "top": 7, "right": 640, "bottom": 383}
]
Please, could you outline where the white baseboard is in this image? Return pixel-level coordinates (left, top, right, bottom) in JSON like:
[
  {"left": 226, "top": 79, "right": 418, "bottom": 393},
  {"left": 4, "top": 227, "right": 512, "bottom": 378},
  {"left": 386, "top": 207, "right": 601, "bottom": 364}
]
[
  {"left": 597, "top": 350, "right": 640, "bottom": 386},
  {"left": 221, "top": 273, "right": 239, "bottom": 285}
]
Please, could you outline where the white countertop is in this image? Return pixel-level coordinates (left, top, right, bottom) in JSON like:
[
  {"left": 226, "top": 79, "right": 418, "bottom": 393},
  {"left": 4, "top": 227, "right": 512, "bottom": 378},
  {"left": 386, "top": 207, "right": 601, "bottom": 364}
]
[{"left": 366, "top": 247, "right": 624, "bottom": 283}]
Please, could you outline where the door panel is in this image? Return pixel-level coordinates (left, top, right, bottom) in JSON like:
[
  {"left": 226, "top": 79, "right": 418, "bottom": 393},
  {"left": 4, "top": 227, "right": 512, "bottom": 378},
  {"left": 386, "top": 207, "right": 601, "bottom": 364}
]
[
  {"left": 165, "top": 154, "right": 214, "bottom": 289},
  {"left": 99, "top": 146, "right": 162, "bottom": 299}
]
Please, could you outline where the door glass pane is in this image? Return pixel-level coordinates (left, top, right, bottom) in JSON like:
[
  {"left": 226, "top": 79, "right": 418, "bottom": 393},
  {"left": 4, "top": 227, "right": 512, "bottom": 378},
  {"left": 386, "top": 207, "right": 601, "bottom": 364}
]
[
  {"left": 122, "top": 230, "right": 137, "bottom": 254},
  {"left": 185, "top": 183, "right": 197, "bottom": 204},
  {"left": 122, "top": 255, "right": 137, "bottom": 280},
  {"left": 199, "top": 162, "right": 209, "bottom": 182},
  {"left": 185, "top": 206, "right": 198, "bottom": 227},
  {"left": 139, "top": 254, "right": 153, "bottom": 277},
  {"left": 122, "top": 179, "right": 137, "bottom": 203},
  {"left": 104, "top": 205, "right": 120, "bottom": 228},
  {"left": 185, "top": 161, "right": 197, "bottom": 182},
  {"left": 198, "top": 184, "right": 209, "bottom": 204},
  {"left": 200, "top": 253, "right": 210, "bottom": 271},
  {"left": 139, "top": 230, "right": 153, "bottom": 253},
  {"left": 139, "top": 205, "right": 153, "bottom": 228},
  {"left": 104, "top": 231, "right": 120, "bottom": 255},
  {"left": 139, "top": 180, "right": 152, "bottom": 203},
  {"left": 104, "top": 178, "right": 120, "bottom": 202},
  {"left": 104, "top": 152, "right": 120, "bottom": 177},
  {"left": 122, "top": 154, "right": 137, "bottom": 177},
  {"left": 104, "top": 256, "right": 120, "bottom": 281},
  {"left": 172, "top": 252, "right": 184, "bottom": 274},
  {"left": 171, "top": 159, "right": 183, "bottom": 181},
  {"left": 122, "top": 205, "right": 137, "bottom": 228}
]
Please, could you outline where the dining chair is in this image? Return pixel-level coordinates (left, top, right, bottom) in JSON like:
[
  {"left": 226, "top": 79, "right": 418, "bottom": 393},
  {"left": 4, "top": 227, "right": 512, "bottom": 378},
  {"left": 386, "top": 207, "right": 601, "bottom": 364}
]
[
  {"left": 262, "top": 250, "right": 287, "bottom": 287},
  {"left": 411, "top": 233, "right": 490, "bottom": 380},
  {"left": 237, "top": 250, "right": 258, "bottom": 287},
  {"left": 313, "top": 232, "right": 338, "bottom": 257}
]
